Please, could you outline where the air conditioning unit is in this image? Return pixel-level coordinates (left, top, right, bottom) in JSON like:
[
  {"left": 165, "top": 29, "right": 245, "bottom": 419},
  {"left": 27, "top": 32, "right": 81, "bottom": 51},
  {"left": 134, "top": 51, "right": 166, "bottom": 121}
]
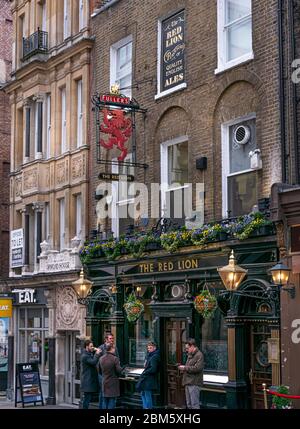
[{"left": 233, "top": 124, "right": 251, "bottom": 145}]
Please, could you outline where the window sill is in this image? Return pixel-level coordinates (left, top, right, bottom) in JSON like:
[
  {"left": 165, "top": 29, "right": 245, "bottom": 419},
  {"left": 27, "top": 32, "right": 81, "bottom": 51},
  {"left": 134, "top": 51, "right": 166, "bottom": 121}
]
[
  {"left": 215, "top": 52, "right": 254, "bottom": 75},
  {"left": 155, "top": 83, "right": 187, "bottom": 100}
]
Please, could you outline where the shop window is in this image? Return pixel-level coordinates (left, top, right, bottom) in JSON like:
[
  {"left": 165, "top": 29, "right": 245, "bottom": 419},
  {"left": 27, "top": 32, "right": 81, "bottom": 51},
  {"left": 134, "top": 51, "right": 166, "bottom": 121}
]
[
  {"left": 161, "top": 137, "right": 189, "bottom": 225},
  {"left": 222, "top": 115, "right": 257, "bottom": 217},
  {"left": 127, "top": 286, "right": 153, "bottom": 367},
  {"left": 110, "top": 36, "right": 132, "bottom": 98},
  {"left": 216, "top": 0, "right": 253, "bottom": 73},
  {"left": 17, "top": 307, "right": 49, "bottom": 376}
]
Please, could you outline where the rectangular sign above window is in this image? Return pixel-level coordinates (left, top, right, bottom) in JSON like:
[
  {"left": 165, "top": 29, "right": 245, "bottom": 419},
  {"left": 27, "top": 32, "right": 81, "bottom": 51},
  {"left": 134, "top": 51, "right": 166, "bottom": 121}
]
[
  {"left": 10, "top": 228, "right": 24, "bottom": 268},
  {"left": 161, "top": 10, "right": 185, "bottom": 93}
]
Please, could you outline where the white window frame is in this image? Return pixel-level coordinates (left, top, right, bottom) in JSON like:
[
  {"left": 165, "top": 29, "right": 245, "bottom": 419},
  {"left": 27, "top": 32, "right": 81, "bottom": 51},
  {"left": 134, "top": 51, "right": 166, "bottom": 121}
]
[
  {"left": 77, "top": 79, "right": 83, "bottom": 148},
  {"left": 63, "top": 0, "right": 70, "bottom": 40},
  {"left": 41, "top": 1, "right": 47, "bottom": 32},
  {"left": 110, "top": 35, "right": 133, "bottom": 98},
  {"left": 44, "top": 202, "right": 50, "bottom": 242},
  {"left": 111, "top": 154, "right": 135, "bottom": 238},
  {"left": 221, "top": 112, "right": 256, "bottom": 217},
  {"left": 215, "top": 0, "right": 253, "bottom": 74},
  {"left": 79, "top": 0, "right": 84, "bottom": 31},
  {"left": 46, "top": 94, "right": 51, "bottom": 159},
  {"left": 160, "top": 136, "right": 189, "bottom": 219},
  {"left": 75, "top": 194, "right": 82, "bottom": 238},
  {"left": 59, "top": 199, "right": 65, "bottom": 251},
  {"left": 61, "top": 88, "right": 66, "bottom": 153},
  {"left": 155, "top": 16, "right": 187, "bottom": 100}
]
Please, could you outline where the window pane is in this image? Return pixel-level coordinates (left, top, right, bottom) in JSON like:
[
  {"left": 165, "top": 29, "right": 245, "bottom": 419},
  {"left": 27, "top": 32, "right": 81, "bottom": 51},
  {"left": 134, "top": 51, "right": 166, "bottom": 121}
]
[
  {"left": 117, "top": 43, "right": 132, "bottom": 71},
  {"left": 229, "top": 119, "right": 256, "bottom": 174},
  {"left": 128, "top": 288, "right": 153, "bottom": 366},
  {"left": 227, "top": 18, "right": 252, "bottom": 61},
  {"left": 19, "top": 308, "right": 26, "bottom": 328},
  {"left": 19, "top": 331, "right": 26, "bottom": 363},
  {"left": 168, "top": 141, "right": 188, "bottom": 186},
  {"left": 27, "top": 308, "right": 42, "bottom": 329},
  {"left": 226, "top": 0, "right": 251, "bottom": 24},
  {"left": 202, "top": 306, "right": 228, "bottom": 374},
  {"left": 228, "top": 171, "right": 257, "bottom": 216},
  {"left": 27, "top": 330, "right": 42, "bottom": 364}
]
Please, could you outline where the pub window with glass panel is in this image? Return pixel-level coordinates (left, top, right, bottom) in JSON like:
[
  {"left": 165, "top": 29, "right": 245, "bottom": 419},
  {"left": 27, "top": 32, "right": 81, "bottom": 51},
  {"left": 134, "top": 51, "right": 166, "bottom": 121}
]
[
  {"left": 222, "top": 116, "right": 257, "bottom": 217},
  {"left": 126, "top": 286, "right": 154, "bottom": 368},
  {"left": 110, "top": 36, "right": 132, "bottom": 98},
  {"left": 161, "top": 139, "right": 189, "bottom": 226},
  {"left": 17, "top": 307, "right": 49, "bottom": 376}
]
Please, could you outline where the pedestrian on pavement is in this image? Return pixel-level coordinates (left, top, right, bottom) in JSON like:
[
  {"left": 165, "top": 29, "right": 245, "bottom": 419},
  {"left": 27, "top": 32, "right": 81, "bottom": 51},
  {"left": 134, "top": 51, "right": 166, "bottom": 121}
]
[
  {"left": 136, "top": 341, "right": 160, "bottom": 409},
  {"left": 99, "top": 344, "right": 123, "bottom": 409},
  {"left": 97, "top": 332, "right": 119, "bottom": 409},
  {"left": 178, "top": 338, "right": 204, "bottom": 409},
  {"left": 80, "top": 339, "right": 101, "bottom": 409}
]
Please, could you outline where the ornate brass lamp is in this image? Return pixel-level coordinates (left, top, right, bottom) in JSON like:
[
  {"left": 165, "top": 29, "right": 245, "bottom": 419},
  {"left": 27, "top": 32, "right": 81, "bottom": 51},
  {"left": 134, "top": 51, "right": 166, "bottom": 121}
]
[
  {"left": 72, "top": 268, "right": 93, "bottom": 303},
  {"left": 217, "top": 250, "right": 248, "bottom": 291},
  {"left": 269, "top": 261, "right": 295, "bottom": 298}
]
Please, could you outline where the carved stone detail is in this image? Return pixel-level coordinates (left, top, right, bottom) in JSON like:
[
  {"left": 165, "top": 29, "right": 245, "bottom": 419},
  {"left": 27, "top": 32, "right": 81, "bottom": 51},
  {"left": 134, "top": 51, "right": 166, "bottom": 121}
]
[
  {"left": 72, "top": 154, "right": 85, "bottom": 180},
  {"left": 23, "top": 168, "right": 38, "bottom": 191},
  {"left": 15, "top": 175, "right": 22, "bottom": 198},
  {"left": 275, "top": 222, "right": 287, "bottom": 259},
  {"left": 56, "top": 162, "right": 66, "bottom": 185},
  {"left": 57, "top": 286, "right": 79, "bottom": 329}
]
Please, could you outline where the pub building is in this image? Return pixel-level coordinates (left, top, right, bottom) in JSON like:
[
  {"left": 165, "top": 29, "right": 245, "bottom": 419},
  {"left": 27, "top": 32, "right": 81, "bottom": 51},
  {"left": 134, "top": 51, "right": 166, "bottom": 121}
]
[{"left": 85, "top": 0, "right": 300, "bottom": 409}]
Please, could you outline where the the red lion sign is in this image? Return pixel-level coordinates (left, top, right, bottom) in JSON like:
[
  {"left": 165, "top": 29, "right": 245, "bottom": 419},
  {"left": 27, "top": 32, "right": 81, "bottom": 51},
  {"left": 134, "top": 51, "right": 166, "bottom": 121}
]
[{"left": 100, "top": 108, "right": 132, "bottom": 162}]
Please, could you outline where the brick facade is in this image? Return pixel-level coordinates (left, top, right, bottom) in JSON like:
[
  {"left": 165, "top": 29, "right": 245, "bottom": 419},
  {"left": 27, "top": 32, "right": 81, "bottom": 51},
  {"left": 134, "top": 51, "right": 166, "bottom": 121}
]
[
  {"left": 0, "top": 0, "right": 12, "bottom": 278},
  {"left": 90, "top": 0, "right": 281, "bottom": 234}
]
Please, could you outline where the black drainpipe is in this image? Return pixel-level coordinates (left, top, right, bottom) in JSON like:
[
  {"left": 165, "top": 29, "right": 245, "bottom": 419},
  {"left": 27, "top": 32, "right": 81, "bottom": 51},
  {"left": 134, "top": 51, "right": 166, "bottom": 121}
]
[
  {"left": 289, "top": 0, "right": 300, "bottom": 184},
  {"left": 278, "top": 0, "right": 288, "bottom": 183}
]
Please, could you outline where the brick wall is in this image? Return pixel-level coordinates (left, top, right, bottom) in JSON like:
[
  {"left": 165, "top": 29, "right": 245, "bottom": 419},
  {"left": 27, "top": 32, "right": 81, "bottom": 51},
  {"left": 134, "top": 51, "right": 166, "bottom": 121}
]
[
  {"left": 89, "top": 0, "right": 281, "bottom": 234},
  {"left": 0, "top": 0, "right": 12, "bottom": 277}
]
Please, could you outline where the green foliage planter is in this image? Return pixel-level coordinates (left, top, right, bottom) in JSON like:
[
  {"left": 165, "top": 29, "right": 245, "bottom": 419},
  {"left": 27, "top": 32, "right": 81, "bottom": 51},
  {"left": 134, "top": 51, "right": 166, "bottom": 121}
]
[
  {"left": 271, "top": 386, "right": 293, "bottom": 409},
  {"left": 194, "top": 290, "right": 217, "bottom": 319},
  {"left": 124, "top": 293, "right": 144, "bottom": 323},
  {"left": 79, "top": 212, "right": 274, "bottom": 263}
]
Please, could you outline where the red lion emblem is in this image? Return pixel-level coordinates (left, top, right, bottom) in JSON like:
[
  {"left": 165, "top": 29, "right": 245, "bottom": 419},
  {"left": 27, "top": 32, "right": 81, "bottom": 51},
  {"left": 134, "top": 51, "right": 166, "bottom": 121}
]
[{"left": 100, "top": 109, "right": 132, "bottom": 161}]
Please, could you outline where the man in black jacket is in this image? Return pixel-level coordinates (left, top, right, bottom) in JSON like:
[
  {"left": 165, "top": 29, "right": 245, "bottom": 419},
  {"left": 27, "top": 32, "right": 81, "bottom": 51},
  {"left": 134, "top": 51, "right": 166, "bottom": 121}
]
[
  {"left": 80, "top": 340, "right": 101, "bottom": 409},
  {"left": 136, "top": 342, "right": 160, "bottom": 409}
]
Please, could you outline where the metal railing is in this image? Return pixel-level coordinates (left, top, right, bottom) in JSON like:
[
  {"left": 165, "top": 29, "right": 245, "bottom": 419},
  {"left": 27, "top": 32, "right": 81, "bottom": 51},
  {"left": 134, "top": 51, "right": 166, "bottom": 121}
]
[{"left": 22, "top": 28, "right": 48, "bottom": 61}]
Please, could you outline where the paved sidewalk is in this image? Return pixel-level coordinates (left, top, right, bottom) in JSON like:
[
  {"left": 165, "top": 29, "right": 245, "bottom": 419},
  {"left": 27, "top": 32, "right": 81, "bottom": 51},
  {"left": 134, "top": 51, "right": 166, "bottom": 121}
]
[{"left": 0, "top": 398, "right": 78, "bottom": 409}]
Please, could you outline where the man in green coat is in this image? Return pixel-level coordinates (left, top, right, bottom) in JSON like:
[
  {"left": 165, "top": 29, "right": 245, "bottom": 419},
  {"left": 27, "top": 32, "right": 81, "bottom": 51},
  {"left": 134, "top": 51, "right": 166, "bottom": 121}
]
[{"left": 178, "top": 338, "right": 204, "bottom": 409}]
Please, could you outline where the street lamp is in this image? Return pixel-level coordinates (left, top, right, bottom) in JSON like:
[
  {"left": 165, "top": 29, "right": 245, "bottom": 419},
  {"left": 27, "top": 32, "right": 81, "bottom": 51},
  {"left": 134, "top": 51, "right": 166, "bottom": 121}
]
[
  {"left": 72, "top": 268, "right": 93, "bottom": 304},
  {"left": 217, "top": 250, "right": 248, "bottom": 291},
  {"left": 269, "top": 261, "right": 295, "bottom": 299}
]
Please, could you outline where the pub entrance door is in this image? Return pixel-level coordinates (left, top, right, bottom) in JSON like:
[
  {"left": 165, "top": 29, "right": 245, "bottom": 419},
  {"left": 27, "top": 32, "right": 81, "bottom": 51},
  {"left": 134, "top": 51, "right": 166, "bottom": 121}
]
[
  {"left": 248, "top": 324, "right": 272, "bottom": 409},
  {"left": 65, "top": 332, "right": 81, "bottom": 405},
  {"left": 165, "top": 319, "right": 187, "bottom": 408}
]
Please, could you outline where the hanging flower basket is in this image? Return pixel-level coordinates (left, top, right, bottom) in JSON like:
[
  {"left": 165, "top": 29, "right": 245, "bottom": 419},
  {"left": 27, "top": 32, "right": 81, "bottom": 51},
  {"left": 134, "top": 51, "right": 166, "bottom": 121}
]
[
  {"left": 124, "top": 292, "right": 144, "bottom": 323},
  {"left": 194, "top": 289, "right": 217, "bottom": 319}
]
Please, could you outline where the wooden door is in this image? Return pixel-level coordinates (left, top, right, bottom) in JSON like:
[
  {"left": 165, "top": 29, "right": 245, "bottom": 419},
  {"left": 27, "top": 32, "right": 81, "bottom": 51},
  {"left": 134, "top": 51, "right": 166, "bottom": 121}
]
[
  {"left": 249, "top": 324, "right": 272, "bottom": 409},
  {"left": 166, "top": 319, "right": 187, "bottom": 408}
]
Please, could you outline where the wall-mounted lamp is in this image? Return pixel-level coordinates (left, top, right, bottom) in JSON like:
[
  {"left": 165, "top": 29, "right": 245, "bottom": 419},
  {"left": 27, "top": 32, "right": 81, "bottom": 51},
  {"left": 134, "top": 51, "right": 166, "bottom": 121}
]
[
  {"left": 72, "top": 268, "right": 94, "bottom": 304},
  {"left": 269, "top": 262, "right": 295, "bottom": 299}
]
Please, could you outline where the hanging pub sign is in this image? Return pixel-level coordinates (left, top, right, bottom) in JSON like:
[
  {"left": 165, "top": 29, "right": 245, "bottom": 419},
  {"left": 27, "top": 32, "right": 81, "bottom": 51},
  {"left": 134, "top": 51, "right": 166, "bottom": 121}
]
[
  {"left": 93, "top": 86, "right": 147, "bottom": 168},
  {"left": 160, "top": 10, "right": 186, "bottom": 93}
]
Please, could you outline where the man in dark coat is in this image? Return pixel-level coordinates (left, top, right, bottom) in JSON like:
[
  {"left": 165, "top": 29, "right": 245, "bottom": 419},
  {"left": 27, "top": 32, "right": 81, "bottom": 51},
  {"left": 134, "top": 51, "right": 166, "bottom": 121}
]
[
  {"left": 178, "top": 338, "right": 204, "bottom": 409},
  {"left": 80, "top": 339, "right": 101, "bottom": 409},
  {"left": 97, "top": 332, "right": 119, "bottom": 409},
  {"left": 136, "top": 342, "right": 160, "bottom": 409},
  {"left": 99, "top": 344, "right": 123, "bottom": 409}
]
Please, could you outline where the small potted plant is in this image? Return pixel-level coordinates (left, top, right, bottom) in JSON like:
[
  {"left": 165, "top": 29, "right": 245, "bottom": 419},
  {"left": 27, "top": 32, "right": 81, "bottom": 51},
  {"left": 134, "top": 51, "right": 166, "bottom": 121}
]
[
  {"left": 124, "top": 292, "right": 144, "bottom": 323},
  {"left": 271, "top": 385, "right": 293, "bottom": 409},
  {"left": 194, "top": 289, "right": 217, "bottom": 319}
]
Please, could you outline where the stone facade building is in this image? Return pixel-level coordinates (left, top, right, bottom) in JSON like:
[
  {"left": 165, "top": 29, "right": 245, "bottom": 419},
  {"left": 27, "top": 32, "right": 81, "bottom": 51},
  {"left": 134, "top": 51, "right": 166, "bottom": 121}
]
[{"left": 5, "top": 0, "right": 93, "bottom": 405}]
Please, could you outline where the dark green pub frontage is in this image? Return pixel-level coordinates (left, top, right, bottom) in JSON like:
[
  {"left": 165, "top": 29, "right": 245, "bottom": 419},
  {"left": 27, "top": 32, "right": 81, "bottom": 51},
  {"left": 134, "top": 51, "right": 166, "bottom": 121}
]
[{"left": 83, "top": 232, "right": 280, "bottom": 409}]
